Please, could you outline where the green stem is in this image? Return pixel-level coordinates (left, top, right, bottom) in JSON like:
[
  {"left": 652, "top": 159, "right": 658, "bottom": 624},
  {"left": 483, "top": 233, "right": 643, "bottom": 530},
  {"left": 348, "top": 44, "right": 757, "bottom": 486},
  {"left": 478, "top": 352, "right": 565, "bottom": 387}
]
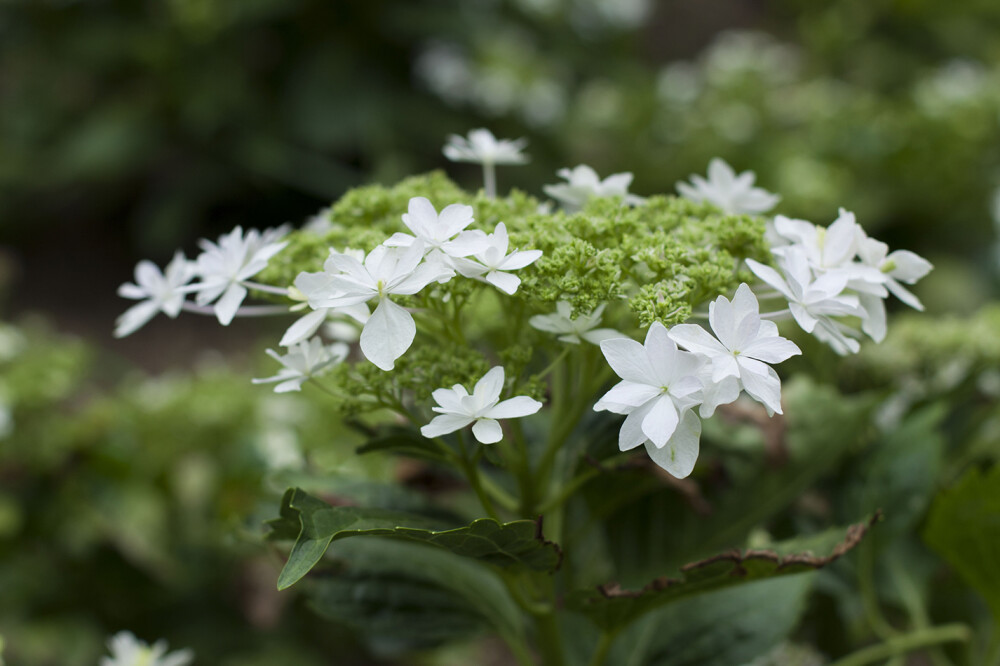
[
  {"left": 588, "top": 632, "right": 615, "bottom": 666},
  {"left": 985, "top": 627, "right": 1000, "bottom": 666},
  {"left": 534, "top": 611, "right": 565, "bottom": 666},
  {"left": 828, "top": 624, "right": 972, "bottom": 666},
  {"left": 458, "top": 432, "right": 501, "bottom": 520},
  {"left": 858, "top": 536, "right": 898, "bottom": 640}
]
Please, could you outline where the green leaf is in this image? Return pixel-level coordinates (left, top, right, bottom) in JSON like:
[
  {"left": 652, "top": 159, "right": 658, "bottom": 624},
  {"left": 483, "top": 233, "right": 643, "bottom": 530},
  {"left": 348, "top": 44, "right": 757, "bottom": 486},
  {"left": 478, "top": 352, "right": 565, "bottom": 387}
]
[
  {"left": 307, "top": 538, "right": 526, "bottom": 656},
  {"left": 607, "top": 576, "right": 814, "bottom": 666},
  {"left": 924, "top": 465, "right": 1000, "bottom": 623},
  {"left": 269, "top": 488, "right": 562, "bottom": 590},
  {"left": 570, "top": 515, "right": 878, "bottom": 632}
]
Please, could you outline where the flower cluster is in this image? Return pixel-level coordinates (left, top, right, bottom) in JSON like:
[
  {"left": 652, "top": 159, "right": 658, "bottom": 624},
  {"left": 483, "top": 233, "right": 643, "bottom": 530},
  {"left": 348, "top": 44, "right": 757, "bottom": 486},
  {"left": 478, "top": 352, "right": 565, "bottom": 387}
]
[{"left": 100, "top": 631, "right": 193, "bottom": 666}]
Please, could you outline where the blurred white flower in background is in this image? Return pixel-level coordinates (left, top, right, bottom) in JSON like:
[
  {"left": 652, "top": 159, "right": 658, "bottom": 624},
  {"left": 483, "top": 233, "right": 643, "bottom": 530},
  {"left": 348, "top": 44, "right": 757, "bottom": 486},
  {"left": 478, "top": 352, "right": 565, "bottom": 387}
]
[
  {"left": 677, "top": 158, "right": 780, "bottom": 215},
  {"left": 100, "top": 631, "right": 193, "bottom": 666},
  {"left": 253, "top": 338, "right": 349, "bottom": 393},
  {"left": 543, "top": 165, "right": 645, "bottom": 212}
]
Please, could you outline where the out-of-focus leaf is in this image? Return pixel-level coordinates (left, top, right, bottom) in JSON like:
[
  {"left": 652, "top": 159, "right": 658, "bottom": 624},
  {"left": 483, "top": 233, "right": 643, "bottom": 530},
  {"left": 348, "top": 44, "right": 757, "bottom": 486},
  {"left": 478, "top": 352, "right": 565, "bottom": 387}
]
[
  {"left": 924, "top": 465, "right": 1000, "bottom": 623},
  {"left": 269, "top": 487, "right": 562, "bottom": 589},
  {"left": 307, "top": 538, "right": 525, "bottom": 656},
  {"left": 606, "top": 575, "right": 815, "bottom": 666},
  {"left": 570, "top": 515, "right": 877, "bottom": 631},
  {"left": 356, "top": 427, "right": 451, "bottom": 462}
]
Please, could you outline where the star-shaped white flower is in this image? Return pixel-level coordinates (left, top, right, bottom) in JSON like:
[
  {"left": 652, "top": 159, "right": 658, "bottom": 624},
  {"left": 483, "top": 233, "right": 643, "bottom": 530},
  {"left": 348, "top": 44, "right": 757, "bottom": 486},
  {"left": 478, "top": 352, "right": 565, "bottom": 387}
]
[
  {"left": 252, "top": 337, "right": 349, "bottom": 393},
  {"left": 192, "top": 225, "right": 288, "bottom": 325},
  {"left": 115, "top": 251, "right": 196, "bottom": 338},
  {"left": 294, "top": 242, "right": 453, "bottom": 370},
  {"left": 593, "top": 322, "right": 706, "bottom": 479},
  {"left": 443, "top": 128, "right": 529, "bottom": 166},
  {"left": 529, "top": 301, "right": 622, "bottom": 345},
  {"left": 543, "top": 165, "right": 645, "bottom": 212},
  {"left": 669, "top": 284, "right": 801, "bottom": 416},
  {"left": 421, "top": 366, "right": 543, "bottom": 444},
  {"left": 100, "top": 631, "right": 193, "bottom": 666},
  {"left": 857, "top": 235, "right": 933, "bottom": 311},
  {"left": 384, "top": 196, "right": 487, "bottom": 258},
  {"left": 451, "top": 222, "right": 542, "bottom": 295},
  {"left": 676, "top": 158, "right": 780, "bottom": 215},
  {"left": 747, "top": 249, "right": 865, "bottom": 355}
]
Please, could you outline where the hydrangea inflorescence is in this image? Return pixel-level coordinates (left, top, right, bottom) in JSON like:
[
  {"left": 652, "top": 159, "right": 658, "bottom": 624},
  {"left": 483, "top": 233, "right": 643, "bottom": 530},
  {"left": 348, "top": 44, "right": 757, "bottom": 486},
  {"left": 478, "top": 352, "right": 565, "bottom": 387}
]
[{"left": 115, "top": 134, "right": 931, "bottom": 479}]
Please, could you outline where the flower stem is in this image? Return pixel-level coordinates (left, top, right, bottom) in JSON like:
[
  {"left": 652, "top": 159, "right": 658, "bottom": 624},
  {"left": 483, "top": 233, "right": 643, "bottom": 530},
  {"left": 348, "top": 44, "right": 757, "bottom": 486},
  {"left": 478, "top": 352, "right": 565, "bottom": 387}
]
[
  {"left": 588, "top": 632, "right": 615, "bottom": 666},
  {"left": 243, "top": 280, "right": 291, "bottom": 296},
  {"left": 759, "top": 308, "right": 791, "bottom": 320},
  {"left": 534, "top": 610, "right": 565, "bottom": 666},
  {"left": 828, "top": 624, "right": 971, "bottom": 666},
  {"left": 483, "top": 161, "right": 497, "bottom": 199},
  {"left": 180, "top": 302, "right": 290, "bottom": 317},
  {"left": 457, "top": 431, "right": 501, "bottom": 520}
]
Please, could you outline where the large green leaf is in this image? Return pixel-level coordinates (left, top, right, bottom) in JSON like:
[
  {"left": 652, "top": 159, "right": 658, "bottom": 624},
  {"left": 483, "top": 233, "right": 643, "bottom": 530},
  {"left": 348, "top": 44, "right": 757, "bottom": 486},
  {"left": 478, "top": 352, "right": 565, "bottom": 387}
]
[
  {"left": 924, "top": 465, "right": 1000, "bottom": 623},
  {"left": 306, "top": 538, "right": 527, "bottom": 656},
  {"left": 570, "top": 515, "right": 877, "bottom": 631},
  {"left": 269, "top": 487, "right": 562, "bottom": 590},
  {"left": 606, "top": 575, "right": 814, "bottom": 666}
]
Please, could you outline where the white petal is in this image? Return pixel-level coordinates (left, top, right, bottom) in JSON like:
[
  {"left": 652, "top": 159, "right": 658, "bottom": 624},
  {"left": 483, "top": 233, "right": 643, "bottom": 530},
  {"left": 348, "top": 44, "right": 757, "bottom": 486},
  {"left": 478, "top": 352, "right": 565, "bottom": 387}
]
[
  {"left": 274, "top": 377, "right": 307, "bottom": 393},
  {"left": 485, "top": 396, "right": 543, "bottom": 419},
  {"left": 641, "top": 394, "right": 679, "bottom": 448},
  {"left": 740, "top": 336, "right": 801, "bottom": 364},
  {"left": 644, "top": 410, "right": 701, "bottom": 478},
  {"left": 698, "top": 375, "right": 740, "bottom": 418},
  {"left": 402, "top": 196, "right": 437, "bottom": 237},
  {"left": 580, "top": 328, "right": 624, "bottom": 345},
  {"left": 886, "top": 279, "right": 924, "bottom": 311},
  {"left": 442, "top": 230, "right": 489, "bottom": 257},
  {"left": 360, "top": 298, "right": 416, "bottom": 371},
  {"left": 594, "top": 381, "right": 661, "bottom": 411},
  {"left": 472, "top": 418, "right": 503, "bottom": 444},
  {"left": 438, "top": 203, "right": 475, "bottom": 237},
  {"left": 858, "top": 292, "right": 887, "bottom": 342},
  {"left": 618, "top": 400, "right": 655, "bottom": 451},
  {"left": 215, "top": 283, "right": 248, "bottom": 325},
  {"left": 421, "top": 414, "right": 475, "bottom": 438},
  {"left": 499, "top": 249, "right": 543, "bottom": 270},
  {"left": 886, "top": 250, "right": 932, "bottom": 283},
  {"left": 739, "top": 361, "right": 783, "bottom": 415},
  {"left": 485, "top": 271, "right": 521, "bottom": 295},
  {"left": 280, "top": 309, "right": 329, "bottom": 347},
  {"left": 709, "top": 295, "right": 736, "bottom": 348},
  {"left": 745, "top": 259, "right": 793, "bottom": 300},
  {"left": 600, "top": 337, "right": 658, "bottom": 385},
  {"left": 473, "top": 366, "right": 506, "bottom": 406},
  {"left": 668, "top": 324, "right": 728, "bottom": 357},
  {"left": 114, "top": 300, "right": 160, "bottom": 338},
  {"left": 383, "top": 232, "right": 417, "bottom": 247}
]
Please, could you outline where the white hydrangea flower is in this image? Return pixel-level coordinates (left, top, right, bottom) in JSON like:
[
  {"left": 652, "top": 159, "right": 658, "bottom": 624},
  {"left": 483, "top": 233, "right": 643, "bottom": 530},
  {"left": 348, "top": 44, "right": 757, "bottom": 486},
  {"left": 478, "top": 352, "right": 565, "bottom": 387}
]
[
  {"left": 451, "top": 222, "right": 543, "bottom": 295},
  {"left": 99, "top": 631, "right": 193, "bottom": 666},
  {"left": 669, "top": 284, "right": 801, "bottom": 416},
  {"left": 421, "top": 366, "right": 543, "bottom": 444},
  {"left": 542, "top": 164, "right": 645, "bottom": 212},
  {"left": 593, "top": 322, "right": 706, "bottom": 479},
  {"left": 676, "top": 158, "right": 780, "bottom": 215},
  {"left": 443, "top": 128, "right": 529, "bottom": 166},
  {"left": 747, "top": 249, "right": 864, "bottom": 355},
  {"left": 529, "top": 301, "right": 622, "bottom": 345},
  {"left": 115, "top": 251, "right": 196, "bottom": 338},
  {"left": 294, "top": 242, "right": 453, "bottom": 371},
  {"left": 192, "top": 225, "right": 289, "bottom": 325},
  {"left": 384, "top": 197, "right": 487, "bottom": 258},
  {"left": 252, "top": 337, "right": 349, "bottom": 393},
  {"left": 857, "top": 235, "right": 933, "bottom": 311}
]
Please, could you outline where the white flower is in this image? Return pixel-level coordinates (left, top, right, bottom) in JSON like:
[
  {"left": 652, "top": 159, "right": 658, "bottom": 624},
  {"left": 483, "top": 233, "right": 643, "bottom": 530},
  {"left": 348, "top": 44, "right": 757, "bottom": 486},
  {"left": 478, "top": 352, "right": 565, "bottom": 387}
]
[
  {"left": 747, "top": 249, "right": 864, "bottom": 354},
  {"left": 252, "top": 337, "right": 349, "bottom": 393},
  {"left": 295, "top": 242, "right": 453, "bottom": 370},
  {"left": 668, "top": 284, "right": 801, "bottom": 416},
  {"left": 115, "top": 252, "right": 196, "bottom": 338},
  {"left": 443, "top": 128, "right": 529, "bottom": 165},
  {"left": 192, "top": 225, "right": 288, "bottom": 325},
  {"left": 529, "top": 301, "right": 622, "bottom": 345},
  {"left": 451, "top": 222, "right": 542, "bottom": 295},
  {"left": 593, "top": 322, "right": 706, "bottom": 479},
  {"left": 100, "top": 631, "right": 193, "bottom": 666},
  {"left": 542, "top": 165, "right": 645, "bottom": 212},
  {"left": 384, "top": 196, "right": 487, "bottom": 258},
  {"left": 857, "top": 235, "right": 933, "bottom": 311},
  {"left": 421, "top": 366, "right": 542, "bottom": 444},
  {"left": 676, "top": 158, "right": 779, "bottom": 215}
]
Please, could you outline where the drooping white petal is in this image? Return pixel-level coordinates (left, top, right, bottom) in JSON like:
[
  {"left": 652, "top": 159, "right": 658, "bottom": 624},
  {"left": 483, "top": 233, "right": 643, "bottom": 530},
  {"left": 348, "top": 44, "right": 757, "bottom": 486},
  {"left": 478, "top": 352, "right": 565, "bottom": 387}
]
[
  {"left": 484, "top": 271, "right": 521, "bottom": 295},
  {"left": 114, "top": 300, "right": 161, "bottom": 338},
  {"left": 641, "top": 394, "right": 680, "bottom": 448},
  {"left": 215, "top": 282, "right": 248, "bottom": 325},
  {"left": 360, "top": 298, "right": 416, "bottom": 371},
  {"left": 472, "top": 418, "right": 504, "bottom": 444},
  {"left": 738, "top": 360, "right": 783, "bottom": 415},
  {"left": 618, "top": 400, "right": 655, "bottom": 451},
  {"left": 698, "top": 374, "right": 740, "bottom": 418},
  {"left": 594, "top": 381, "right": 661, "bottom": 412},
  {"left": 280, "top": 309, "right": 329, "bottom": 347},
  {"left": 498, "top": 249, "right": 543, "bottom": 270},
  {"left": 644, "top": 410, "right": 702, "bottom": 479}
]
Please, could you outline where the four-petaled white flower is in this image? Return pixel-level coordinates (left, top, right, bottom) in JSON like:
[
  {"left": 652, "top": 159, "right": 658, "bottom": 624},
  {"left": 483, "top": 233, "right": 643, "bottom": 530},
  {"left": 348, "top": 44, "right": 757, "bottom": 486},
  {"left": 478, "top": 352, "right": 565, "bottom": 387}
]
[
  {"left": 669, "top": 284, "right": 801, "bottom": 416},
  {"left": 443, "top": 128, "right": 529, "bottom": 166},
  {"left": 594, "top": 322, "right": 706, "bottom": 479},
  {"left": 296, "top": 242, "right": 453, "bottom": 370},
  {"left": 192, "top": 225, "right": 288, "bottom": 325},
  {"left": 115, "top": 252, "right": 196, "bottom": 338},
  {"left": 676, "top": 158, "right": 780, "bottom": 215},
  {"left": 421, "top": 366, "right": 542, "bottom": 444},
  {"left": 529, "top": 301, "right": 622, "bottom": 345},
  {"left": 100, "top": 631, "right": 193, "bottom": 666},
  {"left": 451, "top": 223, "right": 542, "bottom": 295},
  {"left": 384, "top": 196, "right": 487, "bottom": 258},
  {"left": 252, "top": 337, "right": 349, "bottom": 393},
  {"left": 747, "top": 249, "right": 865, "bottom": 355},
  {"left": 543, "top": 165, "right": 645, "bottom": 212}
]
